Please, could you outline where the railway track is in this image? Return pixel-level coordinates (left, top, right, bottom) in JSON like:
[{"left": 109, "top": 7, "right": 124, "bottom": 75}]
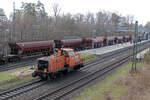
[
  {"left": 0, "top": 60, "right": 36, "bottom": 72},
  {"left": 0, "top": 79, "right": 46, "bottom": 100},
  {"left": 0, "top": 45, "right": 131, "bottom": 100},
  {"left": 0, "top": 51, "right": 128, "bottom": 99},
  {"left": 35, "top": 53, "right": 130, "bottom": 100}
]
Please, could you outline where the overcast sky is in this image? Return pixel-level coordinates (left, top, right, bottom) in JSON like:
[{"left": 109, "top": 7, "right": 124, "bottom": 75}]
[{"left": 1, "top": 0, "right": 150, "bottom": 25}]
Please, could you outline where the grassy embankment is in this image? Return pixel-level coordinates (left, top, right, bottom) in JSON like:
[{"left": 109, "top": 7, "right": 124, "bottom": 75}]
[
  {"left": 73, "top": 51, "right": 150, "bottom": 100},
  {"left": 0, "top": 53, "right": 96, "bottom": 90},
  {"left": 0, "top": 65, "right": 38, "bottom": 90}
]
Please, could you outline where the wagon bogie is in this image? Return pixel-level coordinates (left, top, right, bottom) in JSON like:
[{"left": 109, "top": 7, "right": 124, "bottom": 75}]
[{"left": 5, "top": 55, "right": 21, "bottom": 63}]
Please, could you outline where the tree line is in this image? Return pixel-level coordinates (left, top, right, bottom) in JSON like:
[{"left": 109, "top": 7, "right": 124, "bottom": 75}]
[{"left": 0, "top": 1, "right": 150, "bottom": 42}]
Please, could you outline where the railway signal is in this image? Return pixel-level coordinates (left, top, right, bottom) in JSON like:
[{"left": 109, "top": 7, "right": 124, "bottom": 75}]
[{"left": 131, "top": 21, "right": 138, "bottom": 72}]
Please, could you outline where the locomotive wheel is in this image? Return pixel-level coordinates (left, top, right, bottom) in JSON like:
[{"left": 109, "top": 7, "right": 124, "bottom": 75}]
[
  {"left": 50, "top": 74, "right": 56, "bottom": 80},
  {"left": 40, "top": 74, "right": 48, "bottom": 80},
  {"left": 62, "top": 70, "right": 67, "bottom": 75},
  {"left": 47, "top": 74, "right": 52, "bottom": 80}
]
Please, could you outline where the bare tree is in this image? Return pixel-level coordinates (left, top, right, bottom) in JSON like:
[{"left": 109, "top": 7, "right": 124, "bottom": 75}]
[
  {"left": 52, "top": 3, "right": 61, "bottom": 26},
  {"left": 2, "top": 1, "right": 141, "bottom": 43}
]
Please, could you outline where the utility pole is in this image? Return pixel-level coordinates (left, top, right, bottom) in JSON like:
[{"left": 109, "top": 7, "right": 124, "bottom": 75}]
[{"left": 131, "top": 21, "right": 138, "bottom": 72}]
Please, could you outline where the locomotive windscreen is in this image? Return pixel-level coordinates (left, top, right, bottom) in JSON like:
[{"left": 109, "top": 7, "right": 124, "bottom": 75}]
[{"left": 37, "top": 60, "right": 49, "bottom": 71}]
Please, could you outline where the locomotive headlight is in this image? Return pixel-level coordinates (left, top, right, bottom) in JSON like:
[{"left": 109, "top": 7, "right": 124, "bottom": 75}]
[
  {"left": 44, "top": 68, "right": 47, "bottom": 73},
  {"left": 33, "top": 65, "right": 37, "bottom": 71},
  {"left": 34, "top": 67, "right": 37, "bottom": 71}
]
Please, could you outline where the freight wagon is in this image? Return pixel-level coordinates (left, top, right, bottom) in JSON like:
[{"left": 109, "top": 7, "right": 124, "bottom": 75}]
[
  {"left": 7, "top": 40, "right": 55, "bottom": 62},
  {"left": 93, "top": 37, "right": 106, "bottom": 48},
  {"left": 54, "top": 38, "right": 83, "bottom": 50},
  {"left": 0, "top": 35, "right": 133, "bottom": 65},
  {"left": 82, "top": 37, "right": 107, "bottom": 49},
  {"left": 82, "top": 38, "right": 93, "bottom": 49}
]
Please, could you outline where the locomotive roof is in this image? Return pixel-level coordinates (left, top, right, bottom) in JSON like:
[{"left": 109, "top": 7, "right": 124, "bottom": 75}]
[
  {"left": 62, "top": 48, "right": 74, "bottom": 52},
  {"left": 38, "top": 56, "right": 50, "bottom": 61},
  {"left": 38, "top": 53, "right": 65, "bottom": 61}
]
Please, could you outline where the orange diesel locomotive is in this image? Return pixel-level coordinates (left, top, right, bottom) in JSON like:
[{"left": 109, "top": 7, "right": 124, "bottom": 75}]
[{"left": 32, "top": 48, "right": 84, "bottom": 80}]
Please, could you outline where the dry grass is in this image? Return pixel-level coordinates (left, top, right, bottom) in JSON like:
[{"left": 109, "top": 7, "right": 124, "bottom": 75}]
[
  {"left": 121, "top": 64, "right": 150, "bottom": 100},
  {"left": 72, "top": 62, "right": 132, "bottom": 100},
  {"left": 120, "top": 51, "right": 150, "bottom": 100},
  {"left": 0, "top": 65, "right": 38, "bottom": 90}
]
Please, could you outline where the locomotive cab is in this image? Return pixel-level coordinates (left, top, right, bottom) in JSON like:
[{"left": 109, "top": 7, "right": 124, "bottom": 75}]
[
  {"left": 32, "top": 57, "right": 50, "bottom": 79},
  {"left": 37, "top": 59, "right": 49, "bottom": 71}
]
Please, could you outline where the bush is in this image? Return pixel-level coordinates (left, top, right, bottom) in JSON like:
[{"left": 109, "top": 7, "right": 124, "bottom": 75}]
[{"left": 81, "top": 53, "right": 96, "bottom": 61}]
